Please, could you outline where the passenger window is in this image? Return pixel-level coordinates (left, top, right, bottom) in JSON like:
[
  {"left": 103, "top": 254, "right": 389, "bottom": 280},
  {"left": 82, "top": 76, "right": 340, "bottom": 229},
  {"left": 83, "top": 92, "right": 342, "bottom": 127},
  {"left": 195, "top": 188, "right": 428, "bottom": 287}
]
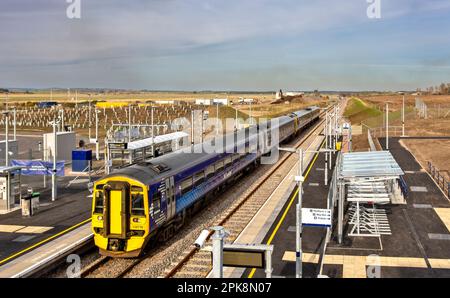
[
  {"left": 94, "top": 191, "right": 104, "bottom": 214},
  {"left": 150, "top": 192, "right": 161, "bottom": 215},
  {"left": 205, "top": 165, "right": 215, "bottom": 178},
  {"left": 194, "top": 171, "right": 205, "bottom": 186},
  {"left": 215, "top": 160, "right": 224, "bottom": 172},
  {"left": 131, "top": 193, "right": 145, "bottom": 216},
  {"left": 181, "top": 177, "right": 193, "bottom": 195}
]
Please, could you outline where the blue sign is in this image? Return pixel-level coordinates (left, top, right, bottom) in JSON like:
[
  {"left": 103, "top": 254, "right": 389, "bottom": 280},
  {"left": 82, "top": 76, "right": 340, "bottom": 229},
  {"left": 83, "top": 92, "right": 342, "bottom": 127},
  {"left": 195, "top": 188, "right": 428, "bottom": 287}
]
[{"left": 11, "top": 160, "right": 65, "bottom": 176}]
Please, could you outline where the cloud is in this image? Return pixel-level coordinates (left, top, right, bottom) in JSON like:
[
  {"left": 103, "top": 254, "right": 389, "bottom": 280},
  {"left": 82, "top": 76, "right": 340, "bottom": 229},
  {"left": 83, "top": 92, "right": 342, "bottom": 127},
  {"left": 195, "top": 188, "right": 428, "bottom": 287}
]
[{"left": 0, "top": 0, "right": 449, "bottom": 90}]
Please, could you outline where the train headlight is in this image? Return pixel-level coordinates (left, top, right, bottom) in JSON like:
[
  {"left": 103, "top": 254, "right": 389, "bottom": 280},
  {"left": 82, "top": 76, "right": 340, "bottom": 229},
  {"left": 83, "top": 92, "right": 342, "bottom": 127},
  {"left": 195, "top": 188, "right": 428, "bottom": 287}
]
[
  {"left": 132, "top": 218, "right": 140, "bottom": 223},
  {"left": 97, "top": 215, "right": 103, "bottom": 221}
]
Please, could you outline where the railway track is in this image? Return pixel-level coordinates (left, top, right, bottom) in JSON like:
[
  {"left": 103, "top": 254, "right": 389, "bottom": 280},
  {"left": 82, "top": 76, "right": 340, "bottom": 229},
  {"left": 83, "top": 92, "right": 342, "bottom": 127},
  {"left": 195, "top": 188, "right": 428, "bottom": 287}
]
[
  {"left": 164, "top": 111, "right": 329, "bottom": 278},
  {"left": 79, "top": 108, "right": 331, "bottom": 278}
]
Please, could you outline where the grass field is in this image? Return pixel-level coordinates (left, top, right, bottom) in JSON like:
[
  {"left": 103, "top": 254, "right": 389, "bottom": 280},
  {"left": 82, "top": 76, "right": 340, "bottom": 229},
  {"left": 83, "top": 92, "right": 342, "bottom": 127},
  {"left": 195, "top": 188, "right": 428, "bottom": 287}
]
[{"left": 343, "top": 97, "right": 382, "bottom": 124}]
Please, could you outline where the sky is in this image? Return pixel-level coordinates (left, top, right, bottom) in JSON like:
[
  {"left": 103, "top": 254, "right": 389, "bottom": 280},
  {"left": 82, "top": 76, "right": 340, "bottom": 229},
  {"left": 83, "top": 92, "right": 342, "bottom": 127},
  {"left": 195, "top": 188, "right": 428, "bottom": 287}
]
[{"left": 0, "top": 0, "right": 450, "bottom": 91}]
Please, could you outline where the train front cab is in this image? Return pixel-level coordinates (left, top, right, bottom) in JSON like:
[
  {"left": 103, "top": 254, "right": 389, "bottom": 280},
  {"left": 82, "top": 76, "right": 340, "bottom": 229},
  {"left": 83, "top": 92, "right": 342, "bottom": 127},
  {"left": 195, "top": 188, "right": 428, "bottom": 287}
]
[{"left": 92, "top": 177, "right": 149, "bottom": 257}]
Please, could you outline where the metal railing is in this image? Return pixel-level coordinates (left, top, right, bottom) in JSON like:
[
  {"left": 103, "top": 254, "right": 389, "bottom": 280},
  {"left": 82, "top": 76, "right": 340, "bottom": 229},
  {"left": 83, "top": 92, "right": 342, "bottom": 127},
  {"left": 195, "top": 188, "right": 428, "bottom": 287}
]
[{"left": 427, "top": 161, "right": 450, "bottom": 199}]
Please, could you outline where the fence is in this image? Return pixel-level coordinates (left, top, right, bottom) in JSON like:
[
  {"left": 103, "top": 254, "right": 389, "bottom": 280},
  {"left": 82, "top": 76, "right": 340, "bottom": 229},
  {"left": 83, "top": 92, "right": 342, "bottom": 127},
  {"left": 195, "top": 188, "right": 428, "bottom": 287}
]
[{"left": 427, "top": 161, "right": 450, "bottom": 199}]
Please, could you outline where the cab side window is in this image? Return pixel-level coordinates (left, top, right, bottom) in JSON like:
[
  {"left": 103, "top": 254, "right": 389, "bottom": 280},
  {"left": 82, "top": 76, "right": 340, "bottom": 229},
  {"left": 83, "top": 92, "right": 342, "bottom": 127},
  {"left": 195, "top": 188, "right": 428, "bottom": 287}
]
[{"left": 131, "top": 193, "right": 145, "bottom": 216}]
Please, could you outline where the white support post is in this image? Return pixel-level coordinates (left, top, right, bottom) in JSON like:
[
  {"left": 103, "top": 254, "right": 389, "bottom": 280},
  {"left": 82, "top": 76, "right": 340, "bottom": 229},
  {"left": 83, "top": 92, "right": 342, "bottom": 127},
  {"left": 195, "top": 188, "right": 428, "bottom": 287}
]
[
  {"left": 386, "top": 103, "right": 389, "bottom": 150},
  {"left": 191, "top": 110, "right": 194, "bottom": 145},
  {"left": 216, "top": 103, "right": 219, "bottom": 135},
  {"left": 128, "top": 104, "right": 132, "bottom": 143},
  {"left": 324, "top": 112, "right": 328, "bottom": 186},
  {"left": 4, "top": 111, "right": 9, "bottom": 166},
  {"left": 88, "top": 95, "right": 92, "bottom": 140},
  {"left": 295, "top": 148, "right": 304, "bottom": 278},
  {"left": 51, "top": 118, "right": 59, "bottom": 202},
  {"left": 95, "top": 109, "right": 99, "bottom": 160},
  {"left": 338, "top": 181, "right": 344, "bottom": 244},
  {"left": 151, "top": 106, "right": 154, "bottom": 156},
  {"left": 265, "top": 248, "right": 273, "bottom": 278},
  {"left": 211, "top": 226, "right": 225, "bottom": 278},
  {"left": 402, "top": 95, "right": 405, "bottom": 137},
  {"left": 13, "top": 107, "right": 16, "bottom": 141}
]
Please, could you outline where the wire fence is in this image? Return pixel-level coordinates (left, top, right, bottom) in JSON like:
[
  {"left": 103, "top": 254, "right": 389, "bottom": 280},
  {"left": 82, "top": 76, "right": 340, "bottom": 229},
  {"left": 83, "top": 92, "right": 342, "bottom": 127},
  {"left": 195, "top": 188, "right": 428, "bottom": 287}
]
[{"left": 427, "top": 161, "right": 450, "bottom": 199}]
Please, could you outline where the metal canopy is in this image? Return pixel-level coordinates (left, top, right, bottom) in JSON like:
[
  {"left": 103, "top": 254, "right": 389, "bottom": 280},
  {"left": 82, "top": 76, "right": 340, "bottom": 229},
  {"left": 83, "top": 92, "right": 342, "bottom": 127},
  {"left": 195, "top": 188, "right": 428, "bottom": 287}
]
[
  {"left": 127, "top": 131, "right": 188, "bottom": 151},
  {"left": 340, "top": 151, "right": 403, "bottom": 178}
]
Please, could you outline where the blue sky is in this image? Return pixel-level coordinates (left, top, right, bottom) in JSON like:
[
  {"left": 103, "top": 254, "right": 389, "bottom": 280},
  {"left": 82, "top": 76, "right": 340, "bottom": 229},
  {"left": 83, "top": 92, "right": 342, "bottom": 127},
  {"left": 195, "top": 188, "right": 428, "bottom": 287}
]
[{"left": 1, "top": 0, "right": 449, "bottom": 91}]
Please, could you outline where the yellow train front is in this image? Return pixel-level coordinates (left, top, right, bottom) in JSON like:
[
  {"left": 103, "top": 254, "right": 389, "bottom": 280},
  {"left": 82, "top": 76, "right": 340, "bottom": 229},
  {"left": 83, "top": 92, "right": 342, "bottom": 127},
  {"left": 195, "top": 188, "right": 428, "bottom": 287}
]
[{"left": 92, "top": 176, "right": 150, "bottom": 257}]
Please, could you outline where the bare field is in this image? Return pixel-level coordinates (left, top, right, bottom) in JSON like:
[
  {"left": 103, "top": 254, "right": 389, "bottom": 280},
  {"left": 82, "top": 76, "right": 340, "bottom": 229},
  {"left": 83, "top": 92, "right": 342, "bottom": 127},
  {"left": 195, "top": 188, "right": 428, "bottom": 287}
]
[
  {"left": 355, "top": 94, "right": 450, "bottom": 136},
  {"left": 360, "top": 94, "right": 450, "bottom": 112},
  {"left": 3, "top": 91, "right": 276, "bottom": 104},
  {"left": 400, "top": 139, "right": 450, "bottom": 181}
]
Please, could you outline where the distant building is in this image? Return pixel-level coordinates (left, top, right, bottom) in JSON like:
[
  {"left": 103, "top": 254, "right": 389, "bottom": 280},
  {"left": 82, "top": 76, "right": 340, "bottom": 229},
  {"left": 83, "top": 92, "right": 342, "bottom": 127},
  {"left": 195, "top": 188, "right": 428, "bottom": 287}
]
[
  {"left": 275, "top": 89, "right": 283, "bottom": 99},
  {"left": 195, "top": 99, "right": 212, "bottom": 105},
  {"left": 154, "top": 100, "right": 179, "bottom": 105},
  {"left": 285, "top": 92, "right": 304, "bottom": 97},
  {"left": 212, "top": 98, "right": 228, "bottom": 106}
]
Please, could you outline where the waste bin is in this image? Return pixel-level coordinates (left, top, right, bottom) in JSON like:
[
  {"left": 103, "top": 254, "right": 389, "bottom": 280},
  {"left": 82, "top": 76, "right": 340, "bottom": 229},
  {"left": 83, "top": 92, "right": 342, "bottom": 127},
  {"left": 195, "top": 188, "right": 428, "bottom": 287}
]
[{"left": 21, "top": 192, "right": 40, "bottom": 217}]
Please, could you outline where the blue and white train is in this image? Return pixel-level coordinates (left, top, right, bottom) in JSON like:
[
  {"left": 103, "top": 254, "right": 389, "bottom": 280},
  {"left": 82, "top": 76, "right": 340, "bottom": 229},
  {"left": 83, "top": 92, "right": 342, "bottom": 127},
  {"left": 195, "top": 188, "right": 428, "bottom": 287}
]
[{"left": 92, "top": 107, "right": 320, "bottom": 256}]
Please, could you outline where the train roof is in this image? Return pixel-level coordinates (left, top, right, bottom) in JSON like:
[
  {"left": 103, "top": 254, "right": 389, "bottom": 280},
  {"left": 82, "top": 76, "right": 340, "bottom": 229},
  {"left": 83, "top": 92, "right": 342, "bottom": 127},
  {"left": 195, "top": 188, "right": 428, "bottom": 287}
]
[{"left": 102, "top": 107, "right": 319, "bottom": 185}]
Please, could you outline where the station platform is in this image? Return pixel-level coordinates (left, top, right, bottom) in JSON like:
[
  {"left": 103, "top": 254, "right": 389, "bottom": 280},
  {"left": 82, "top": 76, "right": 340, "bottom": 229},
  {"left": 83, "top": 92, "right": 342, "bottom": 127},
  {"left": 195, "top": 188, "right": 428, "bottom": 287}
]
[
  {"left": 0, "top": 177, "right": 93, "bottom": 268},
  {"left": 0, "top": 222, "right": 91, "bottom": 277},
  {"left": 239, "top": 137, "right": 450, "bottom": 278},
  {"left": 221, "top": 133, "right": 327, "bottom": 278}
]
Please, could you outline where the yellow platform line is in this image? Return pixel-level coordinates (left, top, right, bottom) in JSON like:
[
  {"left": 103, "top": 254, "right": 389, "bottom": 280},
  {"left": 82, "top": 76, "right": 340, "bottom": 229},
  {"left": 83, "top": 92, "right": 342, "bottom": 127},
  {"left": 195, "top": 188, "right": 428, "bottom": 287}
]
[
  {"left": 0, "top": 218, "right": 91, "bottom": 266},
  {"left": 434, "top": 208, "right": 450, "bottom": 232},
  {"left": 248, "top": 143, "right": 323, "bottom": 278},
  {"left": 281, "top": 251, "right": 442, "bottom": 277}
]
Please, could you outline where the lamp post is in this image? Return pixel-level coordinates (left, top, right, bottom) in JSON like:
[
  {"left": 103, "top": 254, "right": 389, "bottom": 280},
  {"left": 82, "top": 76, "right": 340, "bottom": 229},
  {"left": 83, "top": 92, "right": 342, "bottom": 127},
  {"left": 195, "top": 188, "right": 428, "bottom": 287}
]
[
  {"left": 88, "top": 94, "right": 92, "bottom": 140},
  {"left": 386, "top": 103, "right": 389, "bottom": 150},
  {"left": 95, "top": 108, "right": 100, "bottom": 160},
  {"left": 13, "top": 107, "right": 16, "bottom": 141},
  {"left": 216, "top": 102, "right": 219, "bottom": 135},
  {"left": 2, "top": 111, "right": 10, "bottom": 166},
  {"left": 402, "top": 96, "right": 405, "bottom": 137},
  {"left": 49, "top": 117, "right": 61, "bottom": 202}
]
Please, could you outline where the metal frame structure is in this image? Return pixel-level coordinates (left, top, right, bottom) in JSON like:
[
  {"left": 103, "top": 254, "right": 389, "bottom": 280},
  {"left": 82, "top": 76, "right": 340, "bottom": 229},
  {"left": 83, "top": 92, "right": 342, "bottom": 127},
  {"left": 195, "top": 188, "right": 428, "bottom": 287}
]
[
  {"left": 336, "top": 151, "right": 404, "bottom": 243},
  {"left": 105, "top": 131, "right": 189, "bottom": 174}
]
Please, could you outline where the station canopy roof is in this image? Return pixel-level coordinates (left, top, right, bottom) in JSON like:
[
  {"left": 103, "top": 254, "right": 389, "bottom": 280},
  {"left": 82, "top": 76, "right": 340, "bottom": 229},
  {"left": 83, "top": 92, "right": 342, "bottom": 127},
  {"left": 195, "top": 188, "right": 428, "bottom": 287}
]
[
  {"left": 339, "top": 151, "right": 404, "bottom": 179},
  {"left": 127, "top": 131, "right": 188, "bottom": 151}
]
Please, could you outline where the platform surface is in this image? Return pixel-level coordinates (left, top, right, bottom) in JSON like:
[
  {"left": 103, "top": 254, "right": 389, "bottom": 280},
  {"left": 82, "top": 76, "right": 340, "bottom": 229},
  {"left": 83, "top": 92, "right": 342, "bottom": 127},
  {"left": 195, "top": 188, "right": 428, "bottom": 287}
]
[
  {"left": 245, "top": 137, "right": 450, "bottom": 278},
  {"left": 0, "top": 222, "right": 92, "bottom": 277}
]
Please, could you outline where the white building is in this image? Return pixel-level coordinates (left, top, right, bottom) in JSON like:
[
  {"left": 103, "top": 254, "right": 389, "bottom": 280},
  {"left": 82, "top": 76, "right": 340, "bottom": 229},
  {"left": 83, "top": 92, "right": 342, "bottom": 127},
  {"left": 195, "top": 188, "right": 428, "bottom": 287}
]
[
  {"left": 43, "top": 131, "right": 76, "bottom": 162},
  {"left": 212, "top": 98, "right": 228, "bottom": 106},
  {"left": 195, "top": 99, "right": 212, "bottom": 106}
]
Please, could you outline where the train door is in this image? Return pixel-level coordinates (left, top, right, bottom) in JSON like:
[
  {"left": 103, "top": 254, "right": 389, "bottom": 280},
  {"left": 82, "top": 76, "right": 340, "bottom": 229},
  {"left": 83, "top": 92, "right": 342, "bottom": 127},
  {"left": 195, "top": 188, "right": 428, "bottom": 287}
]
[
  {"left": 165, "top": 177, "right": 175, "bottom": 219},
  {"left": 104, "top": 182, "right": 130, "bottom": 238}
]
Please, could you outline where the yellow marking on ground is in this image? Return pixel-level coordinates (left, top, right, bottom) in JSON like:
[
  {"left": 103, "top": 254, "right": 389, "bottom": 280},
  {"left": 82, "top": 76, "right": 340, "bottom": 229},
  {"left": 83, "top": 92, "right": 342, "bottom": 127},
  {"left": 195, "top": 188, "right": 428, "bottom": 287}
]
[
  {"left": 281, "top": 251, "right": 433, "bottom": 278},
  {"left": 434, "top": 208, "right": 450, "bottom": 232},
  {"left": 16, "top": 226, "right": 53, "bottom": 234},
  {"left": 0, "top": 218, "right": 91, "bottom": 266},
  {"left": 0, "top": 225, "right": 53, "bottom": 234},
  {"left": 428, "top": 258, "right": 450, "bottom": 269},
  {"left": 0, "top": 225, "right": 26, "bottom": 233},
  {"left": 248, "top": 144, "right": 323, "bottom": 278}
]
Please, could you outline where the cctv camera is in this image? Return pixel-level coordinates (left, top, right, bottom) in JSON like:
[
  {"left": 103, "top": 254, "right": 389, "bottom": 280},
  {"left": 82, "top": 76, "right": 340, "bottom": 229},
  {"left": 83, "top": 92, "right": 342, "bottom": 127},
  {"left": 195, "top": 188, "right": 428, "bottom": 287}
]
[{"left": 194, "top": 230, "right": 210, "bottom": 249}]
